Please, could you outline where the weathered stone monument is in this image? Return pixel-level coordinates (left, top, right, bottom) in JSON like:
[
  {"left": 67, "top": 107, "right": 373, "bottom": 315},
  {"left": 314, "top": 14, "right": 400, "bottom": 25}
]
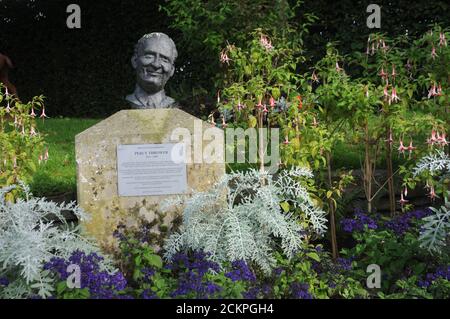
[
  {"left": 75, "top": 33, "right": 224, "bottom": 251},
  {"left": 76, "top": 109, "right": 224, "bottom": 251}
]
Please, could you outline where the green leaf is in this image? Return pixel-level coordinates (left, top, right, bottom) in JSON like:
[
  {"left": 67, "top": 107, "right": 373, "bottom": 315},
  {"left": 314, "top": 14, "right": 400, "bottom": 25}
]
[
  {"left": 306, "top": 252, "right": 320, "bottom": 262},
  {"left": 145, "top": 254, "right": 163, "bottom": 269},
  {"left": 280, "top": 201, "right": 290, "bottom": 212}
]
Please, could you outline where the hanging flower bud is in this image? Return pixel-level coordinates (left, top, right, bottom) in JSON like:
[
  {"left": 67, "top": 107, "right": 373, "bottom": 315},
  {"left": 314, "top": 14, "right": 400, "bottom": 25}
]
[
  {"left": 391, "top": 64, "right": 396, "bottom": 80},
  {"left": 428, "top": 83, "right": 437, "bottom": 98},
  {"left": 390, "top": 87, "right": 400, "bottom": 104},
  {"left": 431, "top": 46, "right": 437, "bottom": 59},
  {"left": 222, "top": 116, "right": 228, "bottom": 128},
  {"left": 429, "top": 185, "right": 436, "bottom": 201},
  {"left": 398, "top": 193, "right": 409, "bottom": 206},
  {"left": 256, "top": 99, "right": 264, "bottom": 110},
  {"left": 269, "top": 97, "right": 275, "bottom": 108},
  {"left": 40, "top": 107, "right": 49, "bottom": 119},
  {"left": 398, "top": 140, "right": 407, "bottom": 155},
  {"left": 259, "top": 34, "right": 273, "bottom": 51},
  {"left": 439, "top": 32, "right": 447, "bottom": 47},
  {"left": 312, "top": 71, "right": 319, "bottom": 83}
]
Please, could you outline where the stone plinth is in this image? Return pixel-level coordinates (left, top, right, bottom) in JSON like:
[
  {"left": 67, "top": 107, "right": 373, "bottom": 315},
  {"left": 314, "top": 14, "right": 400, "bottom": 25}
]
[{"left": 75, "top": 109, "right": 224, "bottom": 251}]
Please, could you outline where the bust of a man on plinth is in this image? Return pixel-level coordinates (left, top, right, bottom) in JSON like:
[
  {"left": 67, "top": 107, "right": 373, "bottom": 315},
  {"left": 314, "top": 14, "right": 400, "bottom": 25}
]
[{"left": 126, "top": 32, "right": 178, "bottom": 109}]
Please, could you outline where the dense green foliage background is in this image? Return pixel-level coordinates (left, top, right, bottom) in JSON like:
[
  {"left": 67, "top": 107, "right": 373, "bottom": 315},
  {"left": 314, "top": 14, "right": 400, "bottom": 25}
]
[{"left": 0, "top": 0, "right": 449, "bottom": 118}]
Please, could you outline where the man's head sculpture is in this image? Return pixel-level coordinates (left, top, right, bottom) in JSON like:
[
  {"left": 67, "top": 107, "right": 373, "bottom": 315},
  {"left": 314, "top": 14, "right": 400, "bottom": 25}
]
[{"left": 126, "top": 32, "right": 178, "bottom": 109}]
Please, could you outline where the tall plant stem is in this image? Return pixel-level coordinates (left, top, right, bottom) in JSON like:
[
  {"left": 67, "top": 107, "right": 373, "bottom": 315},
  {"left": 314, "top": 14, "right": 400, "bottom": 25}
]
[
  {"left": 363, "top": 121, "right": 373, "bottom": 213},
  {"left": 326, "top": 151, "right": 338, "bottom": 260},
  {"left": 385, "top": 127, "right": 396, "bottom": 216},
  {"left": 258, "top": 111, "right": 266, "bottom": 184}
]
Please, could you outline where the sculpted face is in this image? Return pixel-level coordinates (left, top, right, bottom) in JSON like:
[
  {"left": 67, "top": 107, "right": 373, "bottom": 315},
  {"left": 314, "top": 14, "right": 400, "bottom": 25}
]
[{"left": 133, "top": 37, "right": 175, "bottom": 94}]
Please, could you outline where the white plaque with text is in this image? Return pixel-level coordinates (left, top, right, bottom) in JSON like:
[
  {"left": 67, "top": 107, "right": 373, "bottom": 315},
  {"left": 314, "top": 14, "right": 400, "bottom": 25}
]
[{"left": 117, "top": 144, "right": 187, "bottom": 196}]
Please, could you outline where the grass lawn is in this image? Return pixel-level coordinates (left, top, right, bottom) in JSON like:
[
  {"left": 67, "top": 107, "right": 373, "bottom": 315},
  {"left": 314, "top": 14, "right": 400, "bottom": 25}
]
[{"left": 31, "top": 118, "right": 101, "bottom": 197}]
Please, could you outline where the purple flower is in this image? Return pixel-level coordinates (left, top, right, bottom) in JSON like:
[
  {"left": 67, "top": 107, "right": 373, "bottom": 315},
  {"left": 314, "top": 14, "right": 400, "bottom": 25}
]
[
  {"left": 45, "top": 250, "right": 128, "bottom": 299},
  {"left": 225, "top": 260, "right": 256, "bottom": 282},
  {"left": 290, "top": 283, "right": 313, "bottom": 299},
  {"left": 336, "top": 257, "right": 352, "bottom": 271},
  {"left": 0, "top": 277, "right": 9, "bottom": 286},
  {"left": 384, "top": 209, "right": 432, "bottom": 236},
  {"left": 341, "top": 209, "right": 378, "bottom": 233}
]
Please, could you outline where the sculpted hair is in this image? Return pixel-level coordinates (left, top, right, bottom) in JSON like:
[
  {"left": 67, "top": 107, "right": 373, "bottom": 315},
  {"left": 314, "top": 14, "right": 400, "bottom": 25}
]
[{"left": 133, "top": 32, "right": 178, "bottom": 63}]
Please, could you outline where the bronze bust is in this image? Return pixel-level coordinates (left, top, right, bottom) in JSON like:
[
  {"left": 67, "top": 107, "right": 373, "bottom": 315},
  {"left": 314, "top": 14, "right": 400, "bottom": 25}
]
[{"left": 126, "top": 33, "right": 178, "bottom": 109}]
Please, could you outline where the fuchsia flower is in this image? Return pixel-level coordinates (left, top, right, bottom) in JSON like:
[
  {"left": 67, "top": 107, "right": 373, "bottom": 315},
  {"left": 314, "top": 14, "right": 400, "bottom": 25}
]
[
  {"left": 262, "top": 104, "right": 268, "bottom": 113},
  {"left": 44, "top": 148, "right": 49, "bottom": 161},
  {"left": 398, "top": 193, "right": 409, "bottom": 207},
  {"left": 436, "top": 83, "right": 443, "bottom": 96},
  {"left": 335, "top": 62, "right": 343, "bottom": 72},
  {"left": 283, "top": 135, "right": 290, "bottom": 145},
  {"left": 219, "top": 50, "right": 231, "bottom": 65},
  {"left": 5, "top": 87, "right": 11, "bottom": 111},
  {"left": 269, "top": 97, "right": 275, "bottom": 108},
  {"left": 312, "top": 71, "right": 319, "bottom": 83},
  {"left": 439, "top": 32, "right": 447, "bottom": 47},
  {"left": 256, "top": 99, "right": 264, "bottom": 110},
  {"left": 428, "top": 185, "right": 436, "bottom": 201},
  {"left": 391, "top": 64, "right": 397, "bottom": 80},
  {"left": 222, "top": 116, "right": 228, "bottom": 128},
  {"left": 398, "top": 140, "right": 407, "bottom": 155},
  {"left": 427, "top": 130, "right": 437, "bottom": 145},
  {"left": 38, "top": 154, "right": 43, "bottom": 165},
  {"left": 389, "top": 87, "right": 400, "bottom": 104},
  {"left": 312, "top": 117, "right": 318, "bottom": 127},
  {"left": 379, "top": 67, "right": 388, "bottom": 80},
  {"left": 208, "top": 113, "right": 216, "bottom": 126},
  {"left": 40, "top": 107, "right": 49, "bottom": 119},
  {"left": 407, "top": 140, "right": 416, "bottom": 154},
  {"left": 436, "top": 132, "right": 448, "bottom": 146},
  {"left": 259, "top": 35, "right": 273, "bottom": 51},
  {"left": 428, "top": 83, "right": 437, "bottom": 98},
  {"left": 431, "top": 46, "right": 437, "bottom": 59},
  {"left": 30, "top": 106, "right": 36, "bottom": 118},
  {"left": 30, "top": 126, "right": 37, "bottom": 137}
]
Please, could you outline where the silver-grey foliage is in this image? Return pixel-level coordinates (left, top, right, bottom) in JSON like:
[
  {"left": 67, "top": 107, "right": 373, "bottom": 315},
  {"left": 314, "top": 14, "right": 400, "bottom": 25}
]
[
  {"left": 0, "top": 182, "right": 112, "bottom": 299},
  {"left": 413, "top": 150, "right": 450, "bottom": 177},
  {"left": 419, "top": 193, "right": 450, "bottom": 254},
  {"left": 162, "top": 167, "right": 327, "bottom": 274},
  {"left": 413, "top": 151, "right": 450, "bottom": 253}
]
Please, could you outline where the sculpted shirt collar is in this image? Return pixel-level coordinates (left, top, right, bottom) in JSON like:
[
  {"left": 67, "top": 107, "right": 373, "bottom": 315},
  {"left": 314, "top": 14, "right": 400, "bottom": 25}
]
[{"left": 126, "top": 85, "right": 176, "bottom": 109}]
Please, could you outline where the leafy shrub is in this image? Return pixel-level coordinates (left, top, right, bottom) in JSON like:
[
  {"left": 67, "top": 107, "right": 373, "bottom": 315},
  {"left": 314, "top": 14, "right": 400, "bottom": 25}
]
[
  {"left": 341, "top": 209, "right": 449, "bottom": 295},
  {"left": 0, "top": 183, "right": 110, "bottom": 298},
  {"left": 0, "top": 85, "right": 46, "bottom": 201},
  {"left": 162, "top": 167, "right": 327, "bottom": 274}
]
